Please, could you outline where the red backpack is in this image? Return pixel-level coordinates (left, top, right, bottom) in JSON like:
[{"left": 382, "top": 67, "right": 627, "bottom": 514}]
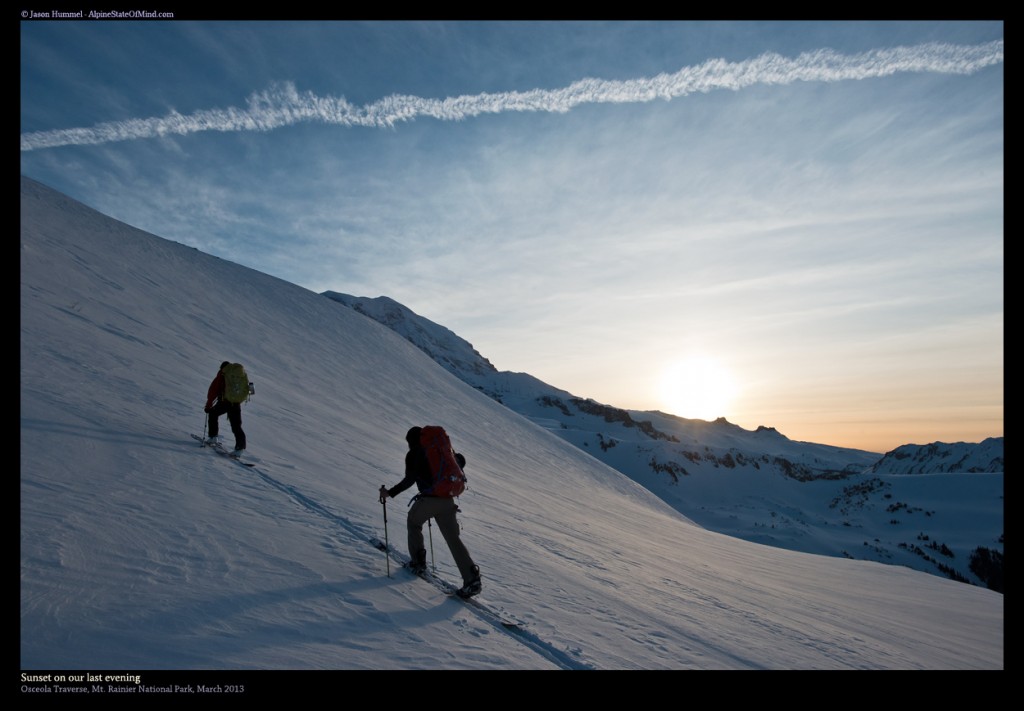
[{"left": 420, "top": 426, "right": 467, "bottom": 497}]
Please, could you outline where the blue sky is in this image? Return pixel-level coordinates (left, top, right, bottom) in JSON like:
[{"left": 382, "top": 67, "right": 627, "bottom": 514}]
[{"left": 20, "top": 20, "right": 1003, "bottom": 452}]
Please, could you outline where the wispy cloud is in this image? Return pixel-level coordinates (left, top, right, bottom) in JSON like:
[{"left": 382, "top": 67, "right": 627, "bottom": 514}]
[{"left": 21, "top": 40, "right": 1003, "bottom": 151}]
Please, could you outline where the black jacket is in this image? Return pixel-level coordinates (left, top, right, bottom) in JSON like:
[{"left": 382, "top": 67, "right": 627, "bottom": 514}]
[{"left": 388, "top": 446, "right": 432, "bottom": 499}]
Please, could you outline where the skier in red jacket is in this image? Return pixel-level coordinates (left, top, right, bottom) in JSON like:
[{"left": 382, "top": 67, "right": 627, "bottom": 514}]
[{"left": 204, "top": 361, "right": 247, "bottom": 452}]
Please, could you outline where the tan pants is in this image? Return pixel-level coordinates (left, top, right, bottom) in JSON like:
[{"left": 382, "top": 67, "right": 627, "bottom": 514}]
[{"left": 407, "top": 496, "right": 477, "bottom": 585}]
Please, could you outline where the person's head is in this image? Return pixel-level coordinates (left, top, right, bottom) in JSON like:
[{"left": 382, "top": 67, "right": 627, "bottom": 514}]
[
  {"left": 220, "top": 361, "right": 230, "bottom": 371},
  {"left": 405, "top": 426, "right": 422, "bottom": 449},
  {"left": 455, "top": 452, "right": 466, "bottom": 469}
]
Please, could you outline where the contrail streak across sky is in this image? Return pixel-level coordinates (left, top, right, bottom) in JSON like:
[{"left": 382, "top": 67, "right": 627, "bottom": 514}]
[{"left": 21, "top": 40, "right": 1003, "bottom": 151}]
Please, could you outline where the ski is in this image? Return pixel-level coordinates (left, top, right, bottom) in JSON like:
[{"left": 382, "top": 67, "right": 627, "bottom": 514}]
[
  {"left": 190, "top": 433, "right": 256, "bottom": 467},
  {"left": 369, "top": 536, "right": 521, "bottom": 630},
  {"left": 368, "top": 535, "right": 594, "bottom": 669}
]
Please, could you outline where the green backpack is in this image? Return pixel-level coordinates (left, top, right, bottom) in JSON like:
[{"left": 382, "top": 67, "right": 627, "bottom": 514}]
[{"left": 222, "top": 363, "right": 252, "bottom": 404}]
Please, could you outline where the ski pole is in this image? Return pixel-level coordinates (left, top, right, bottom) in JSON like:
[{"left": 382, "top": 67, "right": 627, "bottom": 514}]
[
  {"left": 428, "top": 519, "right": 435, "bottom": 572},
  {"left": 380, "top": 487, "right": 390, "bottom": 578}
]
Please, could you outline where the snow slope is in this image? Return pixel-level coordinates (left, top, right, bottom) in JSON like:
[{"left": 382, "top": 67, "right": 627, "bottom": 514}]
[{"left": 20, "top": 176, "right": 1003, "bottom": 673}]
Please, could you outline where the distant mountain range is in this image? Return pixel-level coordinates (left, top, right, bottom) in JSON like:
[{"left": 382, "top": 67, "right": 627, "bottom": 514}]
[
  {"left": 324, "top": 292, "right": 1004, "bottom": 591},
  {"left": 868, "top": 439, "right": 1003, "bottom": 474}
]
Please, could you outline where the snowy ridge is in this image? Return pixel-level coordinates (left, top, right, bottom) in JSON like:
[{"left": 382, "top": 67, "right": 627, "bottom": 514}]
[
  {"left": 868, "top": 437, "right": 1004, "bottom": 474},
  {"left": 322, "top": 292, "right": 499, "bottom": 379}
]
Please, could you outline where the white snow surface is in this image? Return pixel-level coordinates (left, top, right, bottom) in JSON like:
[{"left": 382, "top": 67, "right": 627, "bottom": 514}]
[{"left": 20, "top": 177, "right": 1002, "bottom": 672}]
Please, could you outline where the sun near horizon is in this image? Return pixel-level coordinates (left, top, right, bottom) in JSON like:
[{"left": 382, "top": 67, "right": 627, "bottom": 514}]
[{"left": 658, "top": 355, "right": 739, "bottom": 422}]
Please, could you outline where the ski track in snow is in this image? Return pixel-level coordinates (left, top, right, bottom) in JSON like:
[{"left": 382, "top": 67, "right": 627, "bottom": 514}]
[{"left": 213, "top": 449, "right": 592, "bottom": 670}]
